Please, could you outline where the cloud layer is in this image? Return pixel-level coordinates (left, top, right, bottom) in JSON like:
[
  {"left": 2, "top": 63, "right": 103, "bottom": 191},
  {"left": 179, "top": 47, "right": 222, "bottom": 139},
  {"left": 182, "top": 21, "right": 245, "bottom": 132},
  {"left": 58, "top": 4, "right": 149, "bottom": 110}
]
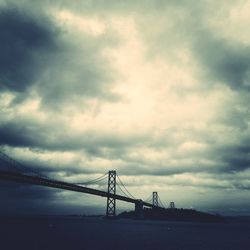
[{"left": 0, "top": 0, "right": 250, "bottom": 215}]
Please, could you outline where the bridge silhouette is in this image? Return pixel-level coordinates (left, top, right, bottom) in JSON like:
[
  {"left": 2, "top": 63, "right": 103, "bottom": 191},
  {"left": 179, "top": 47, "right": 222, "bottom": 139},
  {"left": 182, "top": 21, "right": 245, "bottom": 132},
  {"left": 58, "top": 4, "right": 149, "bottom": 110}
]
[{"left": 0, "top": 151, "right": 167, "bottom": 218}]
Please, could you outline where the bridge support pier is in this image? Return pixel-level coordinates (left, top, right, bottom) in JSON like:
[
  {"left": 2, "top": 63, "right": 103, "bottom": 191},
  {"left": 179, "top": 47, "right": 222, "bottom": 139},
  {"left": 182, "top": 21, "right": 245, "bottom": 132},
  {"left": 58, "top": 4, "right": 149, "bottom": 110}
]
[
  {"left": 134, "top": 199, "right": 144, "bottom": 219},
  {"left": 106, "top": 170, "right": 116, "bottom": 218}
]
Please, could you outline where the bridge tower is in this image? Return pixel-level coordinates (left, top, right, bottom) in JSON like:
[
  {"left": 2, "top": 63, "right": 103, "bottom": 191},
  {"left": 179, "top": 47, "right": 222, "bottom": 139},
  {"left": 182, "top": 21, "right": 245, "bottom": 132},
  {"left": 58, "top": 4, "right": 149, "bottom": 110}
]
[
  {"left": 169, "top": 201, "right": 175, "bottom": 209},
  {"left": 106, "top": 170, "right": 116, "bottom": 218},
  {"left": 152, "top": 191, "right": 158, "bottom": 207}
]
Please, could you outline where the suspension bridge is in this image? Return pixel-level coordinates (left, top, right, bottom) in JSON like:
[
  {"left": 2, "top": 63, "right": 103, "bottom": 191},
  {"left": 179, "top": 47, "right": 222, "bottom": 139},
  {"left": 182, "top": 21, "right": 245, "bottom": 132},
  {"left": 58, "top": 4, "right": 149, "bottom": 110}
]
[{"left": 0, "top": 151, "right": 169, "bottom": 218}]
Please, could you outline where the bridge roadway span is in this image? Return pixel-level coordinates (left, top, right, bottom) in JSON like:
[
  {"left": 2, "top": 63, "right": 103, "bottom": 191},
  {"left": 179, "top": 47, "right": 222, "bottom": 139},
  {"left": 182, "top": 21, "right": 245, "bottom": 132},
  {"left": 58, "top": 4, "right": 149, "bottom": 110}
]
[{"left": 0, "top": 170, "right": 154, "bottom": 208}]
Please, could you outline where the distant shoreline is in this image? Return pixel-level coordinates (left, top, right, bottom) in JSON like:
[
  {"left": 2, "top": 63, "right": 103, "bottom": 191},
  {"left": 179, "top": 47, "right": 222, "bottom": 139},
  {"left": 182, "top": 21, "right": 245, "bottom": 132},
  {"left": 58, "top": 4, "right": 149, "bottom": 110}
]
[{"left": 1, "top": 212, "right": 250, "bottom": 224}]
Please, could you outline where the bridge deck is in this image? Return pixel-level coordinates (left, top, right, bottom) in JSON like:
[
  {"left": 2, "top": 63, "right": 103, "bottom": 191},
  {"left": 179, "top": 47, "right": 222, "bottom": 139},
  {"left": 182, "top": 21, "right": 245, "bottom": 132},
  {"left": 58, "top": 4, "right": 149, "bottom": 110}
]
[{"left": 0, "top": 170, "right": 154, "bottom": 208}]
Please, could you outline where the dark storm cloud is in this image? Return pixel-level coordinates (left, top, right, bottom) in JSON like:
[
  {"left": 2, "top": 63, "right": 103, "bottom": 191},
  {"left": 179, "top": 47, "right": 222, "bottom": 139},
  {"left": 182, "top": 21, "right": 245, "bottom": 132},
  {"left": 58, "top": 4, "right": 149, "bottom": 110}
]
[
  {"left": 0, "top": 3, "right": 119, "bottom": 111},
  {"left": 215, "top": 101, "right": 250, "bottom": 131},
  {"left": 20, "top": 158, "right": 98, "bottom": 177},
  {"left": 194, "top": 30, "right": 250, "bottom": 91},
  {"left": 0, "top": 117, "right": 150, "bottom": 154},
  {"left": 0, "top": 6, "right": 58, "bottom": 92},
  {"left": 0, "top": 121, "right": 40, "bottom": 148},
  {"left": 3, "top": 114, "right": 249, "bottom": 179},
  {"left": 125, "top": 0, "right": 250, "bottom": 93},
  {"left": 215, "top": 144, "right": 250, "bottom": 172},
  {"left": 0, "top": 2, "right": 122, "bottom": 171},
  {"left": 37, "top": 39, "right": 119, "bottom": 110}
]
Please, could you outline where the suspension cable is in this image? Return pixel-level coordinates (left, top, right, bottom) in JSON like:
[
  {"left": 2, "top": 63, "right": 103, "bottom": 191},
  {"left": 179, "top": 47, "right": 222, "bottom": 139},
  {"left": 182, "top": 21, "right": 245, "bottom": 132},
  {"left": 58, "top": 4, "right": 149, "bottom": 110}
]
[
  {"left": 116, "top": 174, "right": 136, "bottom": 199},
  {"left": 0, "top": 151, "right": 48, "bottom": 179},
  {"left": 158, "top": 196, "right": 166, "bottom": 208},
  {"left": 144, "top": 193, "right": 153, "bottom": 203},
  {"left": 76, "top": 173, "right": 108, "bottom": 186},
  {"left": 116, "top": 181, "right": 132, "bottom": 198},
  {"left": 116, "top": 183, "right": 132, "bottom": 198}
]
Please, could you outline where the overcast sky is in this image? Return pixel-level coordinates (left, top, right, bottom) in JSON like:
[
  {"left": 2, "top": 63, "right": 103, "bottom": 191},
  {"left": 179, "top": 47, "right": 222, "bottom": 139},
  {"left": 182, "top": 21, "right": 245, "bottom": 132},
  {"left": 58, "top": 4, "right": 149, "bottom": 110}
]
[{"left": 0, "top": 0, "right": 250, "bottom": 216}]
